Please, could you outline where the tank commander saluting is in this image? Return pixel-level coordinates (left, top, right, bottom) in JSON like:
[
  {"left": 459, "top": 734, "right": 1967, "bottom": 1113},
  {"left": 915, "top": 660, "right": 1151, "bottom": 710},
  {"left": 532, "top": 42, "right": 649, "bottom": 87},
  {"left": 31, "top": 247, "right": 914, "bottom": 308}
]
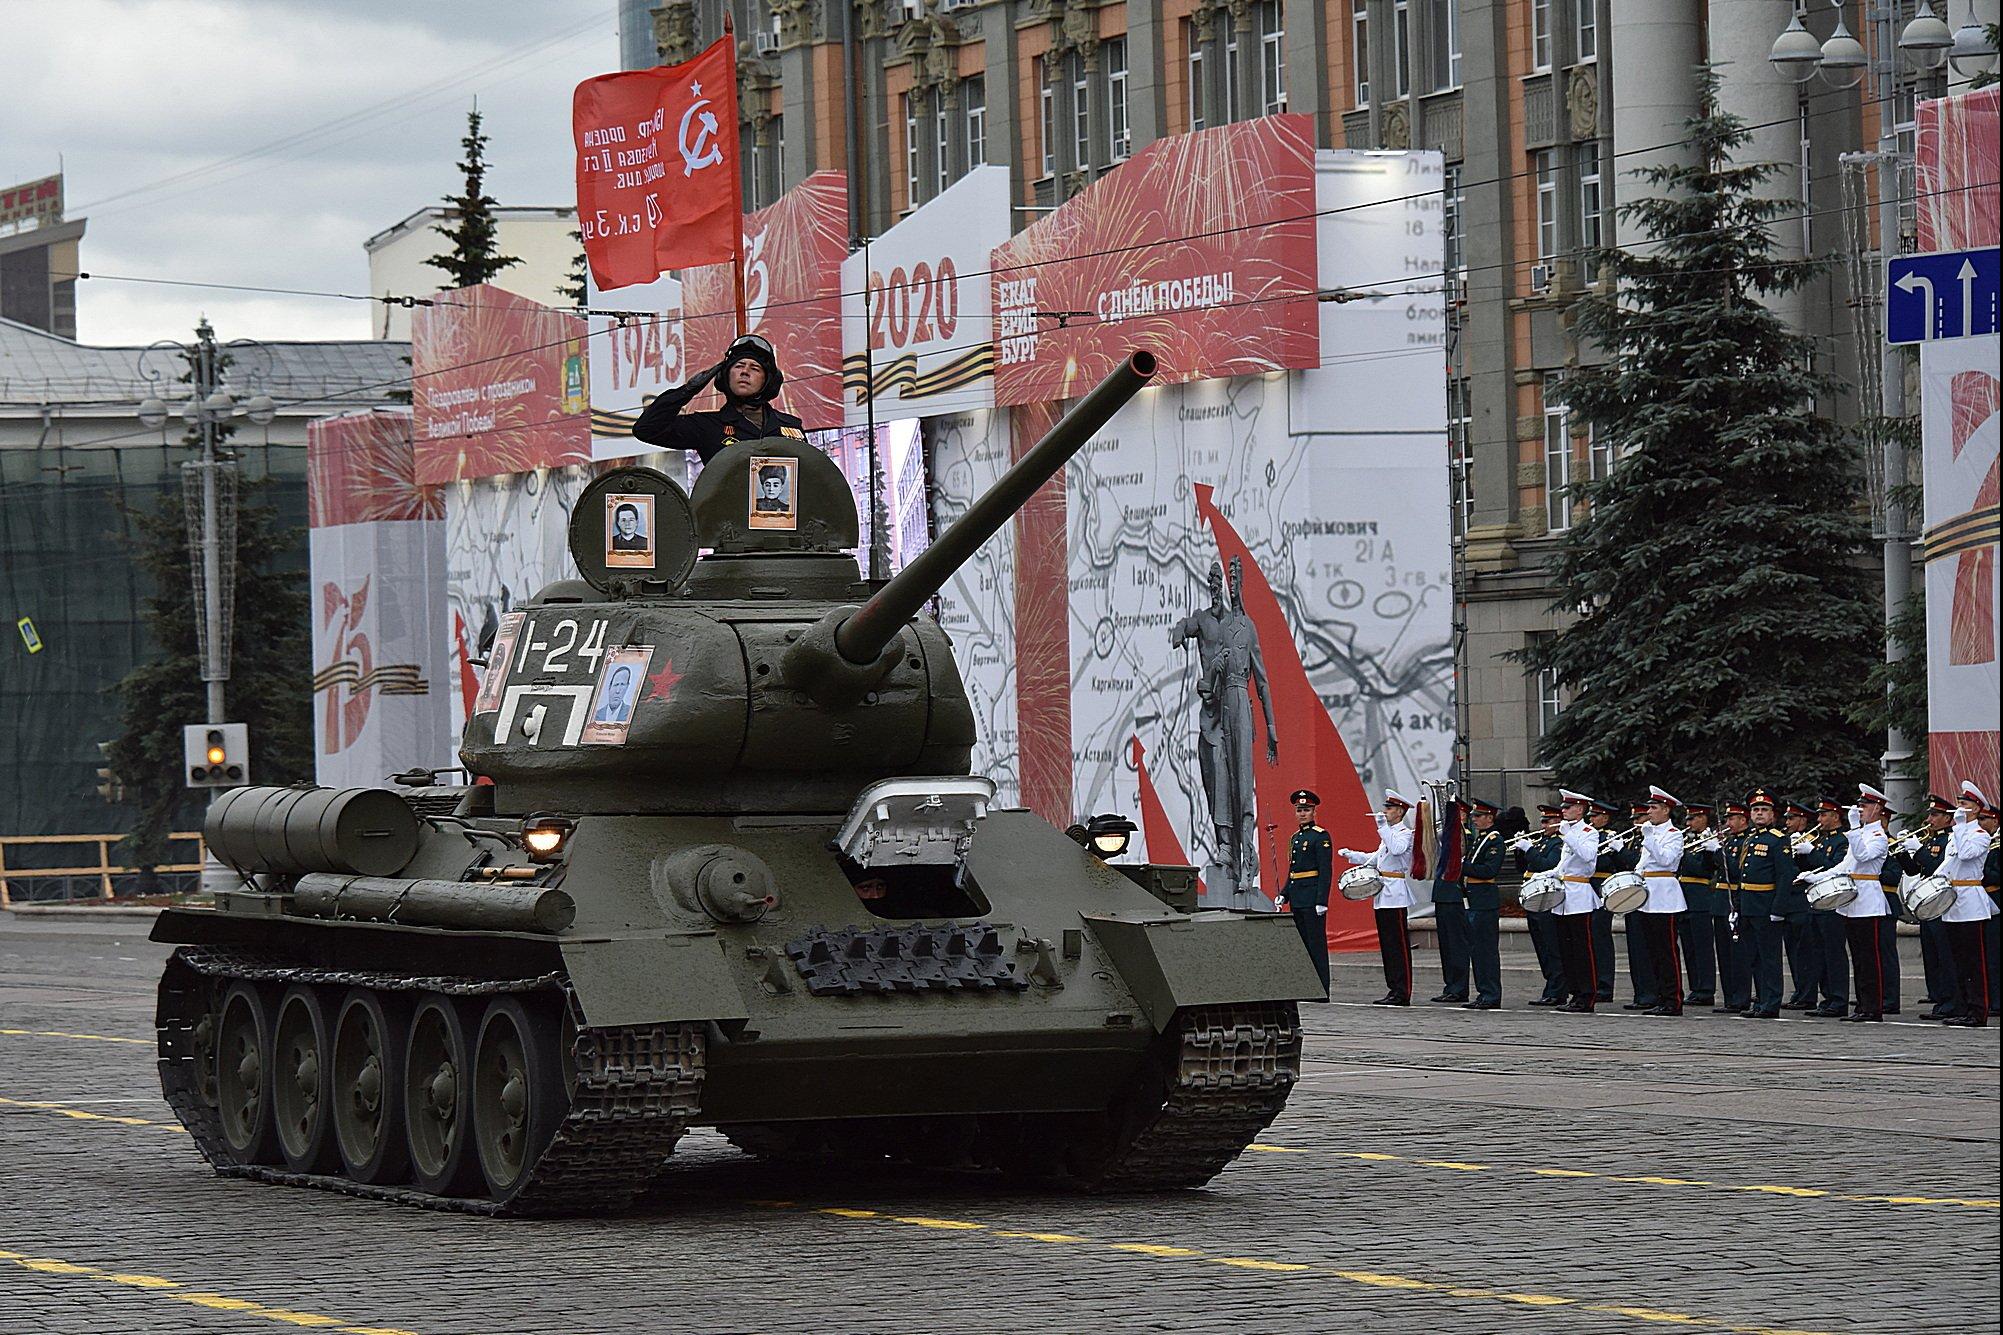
[{"left": 631, "top": 333, "right": 806, "bottom": 460}]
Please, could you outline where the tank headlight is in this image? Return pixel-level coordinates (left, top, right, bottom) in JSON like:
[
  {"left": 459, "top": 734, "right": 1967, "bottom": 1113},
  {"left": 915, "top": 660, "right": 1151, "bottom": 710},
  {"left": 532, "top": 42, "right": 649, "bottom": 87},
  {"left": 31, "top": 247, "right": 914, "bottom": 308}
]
[
  {"left": 520, "top": 814, "right": 576, "bottom": 862},
  {"left": 1084, "top": 813, "right": 1137, "bottom": 860}
]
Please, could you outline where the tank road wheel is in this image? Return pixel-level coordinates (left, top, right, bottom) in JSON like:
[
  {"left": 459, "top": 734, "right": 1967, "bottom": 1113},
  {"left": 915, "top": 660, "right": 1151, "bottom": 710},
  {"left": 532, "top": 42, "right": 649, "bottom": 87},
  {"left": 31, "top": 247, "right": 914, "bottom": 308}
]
[
  {"left": 471, "top": 996, "right": 567, "bottom": 1200},
  {"left": 403, "top": 995, "right": 479, "bottom": 1196},
  {"left": 331, "top": 989, "right": 410, "bottom": 1185},
  {"left": 271, "top": 986, "right": 338, "bottom": 1173},
  {"left": 214, "top": 981, "right": 281, "bottom": 1165}
]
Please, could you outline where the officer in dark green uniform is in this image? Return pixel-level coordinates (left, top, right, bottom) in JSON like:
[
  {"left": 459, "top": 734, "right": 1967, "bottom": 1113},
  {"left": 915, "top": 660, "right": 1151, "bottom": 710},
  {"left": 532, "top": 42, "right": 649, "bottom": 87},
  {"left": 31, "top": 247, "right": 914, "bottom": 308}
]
[
  {"left": 1737, "top": 789, "right": 1797, "bottom": 1018},
  {"left": 1982, "top": 802, "right": 2001, "bottom": 1017},
  {"left": 1277, "top": 788, "right": 1333, "bottom": 999},
  {"left": 1801, "top": 798, "right": 1851, "bottom": 1017},
  {"left": 1714, "top": 800, "right": 1754, "bottom": 1013},
  {"left": 1895, "top": 795, "right": 1958, "bottom": 1018},
  {"left": 1461, "top": 799, "right": 1506, "bottom": 1009},
  {"left": 1779, "top": 801, "right": 1824, "bottom": 1010},
  {"left": 1429, "top": 801, "right": 1471, "bottom": 1004},
  {"left": 1676, "top": 803, "right": 1721, "bottom": 1006},
  {"left": 1518, "top": 805, "right": 1568, "bottom": 1005}
]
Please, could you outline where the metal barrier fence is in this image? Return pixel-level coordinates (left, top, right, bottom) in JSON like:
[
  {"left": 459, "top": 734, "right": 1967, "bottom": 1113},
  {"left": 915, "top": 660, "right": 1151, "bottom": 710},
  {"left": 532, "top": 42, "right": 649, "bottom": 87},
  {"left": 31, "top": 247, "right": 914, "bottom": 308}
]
[{"left": 0, "top": 832, "right": 206, "bottom": 908}]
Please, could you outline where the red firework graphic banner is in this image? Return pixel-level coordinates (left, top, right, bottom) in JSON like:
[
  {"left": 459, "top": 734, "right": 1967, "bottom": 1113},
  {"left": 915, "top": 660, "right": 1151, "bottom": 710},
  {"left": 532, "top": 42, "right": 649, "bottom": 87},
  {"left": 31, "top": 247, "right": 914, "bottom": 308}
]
[
  {"left": 989, "top": 115, "right": 1319, "bottom": 408},
  {"left": 412, "top": 284, "right": 591, "bottom": 486},
  {"left": 307, "top": 410, "right": 442, "bottom": 527},
  {"left": 1915, "top": 87, "right": 1998, "bottom": 254},
  {"left": 680, "top": 171, "right": 847, "bottom": 429}
]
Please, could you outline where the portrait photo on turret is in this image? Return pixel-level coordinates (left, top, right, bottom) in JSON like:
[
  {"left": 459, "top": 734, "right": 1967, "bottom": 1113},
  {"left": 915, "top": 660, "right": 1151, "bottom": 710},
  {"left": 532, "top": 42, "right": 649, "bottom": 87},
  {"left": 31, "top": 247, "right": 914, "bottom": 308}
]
[
  {"left": 603, "top": 493, "right": 656, "bottom": 568},
  {"left": 581, "top": 646, "right": 651, "bottom": 745},
  {"left": 747, "top": 455, "right": 798, "bottom": 531}
]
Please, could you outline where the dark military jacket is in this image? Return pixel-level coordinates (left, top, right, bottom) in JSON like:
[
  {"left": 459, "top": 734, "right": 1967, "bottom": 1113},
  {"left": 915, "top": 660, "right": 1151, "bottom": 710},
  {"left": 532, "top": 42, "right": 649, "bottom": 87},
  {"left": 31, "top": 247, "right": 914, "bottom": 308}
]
[
  {"left": 1522, "top": 832, "right": 1562, "bottom": 875},
  {"left": 631, "top": 378, "right": 807, "bottom": 463},
  {"left": 1678, "top": 839, "right": 1718, "bottom": 916},
  {"left": 1734, "top": 825, "right": 1797, "bottom": 905},
  {"left": 1983, "top": 840, "right": 2000, "bottom": 900},
  {"left": 1285, "top": 823, "right": 1334, "bottom": 909},
  {"left": 1791, "top": 828, "right": 1849, "bottom": 914},
  {"left": 1593, "top": 825, "right": 1630, "bottom": 885},
  {"left": 1894, "top": 827, "right": 1950, "bottom": 878},
  {"left": 1461, "top": 826, "right": 1506, "bottom": 911}
]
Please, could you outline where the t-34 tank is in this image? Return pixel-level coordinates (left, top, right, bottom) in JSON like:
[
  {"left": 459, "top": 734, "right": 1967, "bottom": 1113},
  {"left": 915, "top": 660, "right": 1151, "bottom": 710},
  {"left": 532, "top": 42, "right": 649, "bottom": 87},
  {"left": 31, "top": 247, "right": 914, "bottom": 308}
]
[{"left": 151, "top": 351, "right": 1323, "bottom": 1214}]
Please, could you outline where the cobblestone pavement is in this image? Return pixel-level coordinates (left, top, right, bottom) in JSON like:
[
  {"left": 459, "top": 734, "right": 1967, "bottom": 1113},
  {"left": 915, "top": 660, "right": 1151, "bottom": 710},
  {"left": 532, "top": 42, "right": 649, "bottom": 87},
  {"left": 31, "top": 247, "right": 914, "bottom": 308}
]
[{"left": 1, "top": 915, "right": 1996, "bottom": 1335}]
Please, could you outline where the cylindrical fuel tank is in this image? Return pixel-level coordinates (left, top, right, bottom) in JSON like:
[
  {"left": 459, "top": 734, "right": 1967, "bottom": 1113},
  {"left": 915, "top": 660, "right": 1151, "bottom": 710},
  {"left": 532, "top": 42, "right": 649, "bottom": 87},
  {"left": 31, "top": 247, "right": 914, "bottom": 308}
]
[
  {"left": 293, "top": 873, "right": 574, "bottom": 934},
  {"left": 205, "top": 786, "right": 420, "bottom": 878}
]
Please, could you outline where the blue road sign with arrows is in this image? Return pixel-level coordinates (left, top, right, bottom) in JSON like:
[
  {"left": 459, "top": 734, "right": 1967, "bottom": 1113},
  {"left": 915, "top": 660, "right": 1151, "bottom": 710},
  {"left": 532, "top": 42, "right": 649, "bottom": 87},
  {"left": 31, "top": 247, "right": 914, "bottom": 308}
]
[{"left": 1887, "top": 246, "right": 2000, "bottom": 345}]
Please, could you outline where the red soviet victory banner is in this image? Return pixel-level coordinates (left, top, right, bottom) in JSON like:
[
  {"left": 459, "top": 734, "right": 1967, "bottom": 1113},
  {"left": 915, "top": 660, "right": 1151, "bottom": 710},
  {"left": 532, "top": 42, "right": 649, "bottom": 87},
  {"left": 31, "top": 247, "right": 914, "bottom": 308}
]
[{"left": 573, "top": 36, "right": 740, "bottom": 291}]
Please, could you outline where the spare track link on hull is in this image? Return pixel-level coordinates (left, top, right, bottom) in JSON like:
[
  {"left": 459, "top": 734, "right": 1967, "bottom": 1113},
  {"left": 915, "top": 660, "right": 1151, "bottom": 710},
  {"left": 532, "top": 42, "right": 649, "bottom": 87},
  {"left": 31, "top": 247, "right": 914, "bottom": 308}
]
[
  {"left": 157, "top": 946, "right": 704, "bottom": 1216},
  {"left": 720, "top": 1002, "right": 1301, "bottom": 1190}
]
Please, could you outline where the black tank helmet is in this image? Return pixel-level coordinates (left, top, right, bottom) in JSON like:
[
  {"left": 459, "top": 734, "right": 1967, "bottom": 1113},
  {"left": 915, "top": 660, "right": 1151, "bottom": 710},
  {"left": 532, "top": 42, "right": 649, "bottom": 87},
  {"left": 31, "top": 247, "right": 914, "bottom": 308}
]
[{"left": 721, "top": 333, "right": 783, "bottom": 408}]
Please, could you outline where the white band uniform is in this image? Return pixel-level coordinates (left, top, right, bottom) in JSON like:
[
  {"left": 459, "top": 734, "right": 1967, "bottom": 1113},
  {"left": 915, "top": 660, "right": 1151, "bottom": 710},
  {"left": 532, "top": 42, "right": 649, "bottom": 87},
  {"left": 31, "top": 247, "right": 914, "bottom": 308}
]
[{"left": 1339, "top": 814, "right": 1415, "bottom": 910}]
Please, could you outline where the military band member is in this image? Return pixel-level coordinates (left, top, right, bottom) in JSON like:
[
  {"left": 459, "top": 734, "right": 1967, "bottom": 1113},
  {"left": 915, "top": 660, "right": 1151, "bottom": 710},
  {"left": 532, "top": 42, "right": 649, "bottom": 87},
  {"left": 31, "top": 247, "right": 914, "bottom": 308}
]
[
  {"left": 1630, "top": 785, "right": 1687, "bottom": 1015},
  {"left": 1676, "top": 804, "right": 1723, "bottom": 1006},
  {"left": 1799, "top": 783, "right": 1894, "bottom": 1022},
  {"left": 1340, "top": 789, "right": 1416, "bottom": 1006},
  {"left": 1461, "top": 800, "right": 1506, "bottom": 1009},
  {"left": 1801, "top": 798, "right": 1852, "bottom": 1017},
  {"left": 1938, "top": 781, "right": 1998, "bottom": 1028},
  {"left": 1516, "top": 806, "right": 1569, "bottom": 1006},
  {"left": 1275, "top": 789, "right": 1333, "bottom": 999},
  {"left": 1982, "top": 801, "right": 2001, "bottom": 1016},
  {"left": 1617, "top": 800, "right": 1661, "bottom": 1011},
  {"left": 1779, "top": 801, "right": 1825, "bottom": 1010},
  {"left": 1895, "top": 795, "right": 1958, "bottom": 1018},
  {"left": 1714, "top": 801, "right": 1755, "bottom": 1013},
  {"left": 1733, "top": 789, "right": 1796, "bottom": 1018},
  {"left": 1586, "top": 800, "right": 1622, "bottom": 1003},
  {"left": 1553, "top": 790, "right": 1604, "bottom": 1013},
  {"left": 1429, "top": 801, "right": 1472, "bottom": 1004}
]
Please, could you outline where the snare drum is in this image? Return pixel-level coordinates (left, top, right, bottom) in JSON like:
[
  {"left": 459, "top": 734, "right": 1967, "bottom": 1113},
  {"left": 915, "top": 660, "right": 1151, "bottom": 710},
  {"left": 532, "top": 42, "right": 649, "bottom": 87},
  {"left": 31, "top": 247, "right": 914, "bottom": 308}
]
[
  {"left": 1900, "top": 873, "right": 1956, "bottom": 922},
  {"left": 1338, "top": 865, "right": 1383, "bottom": 901},
  {"left": 1517, "top": 871, "right": 1565, "bottom": 913},
  {"left": 1598, "top": 869, "right": 1647, "bottom": 914},
  {"left": 1805, "top": 874, "right": 1858, "bottom": 911}
]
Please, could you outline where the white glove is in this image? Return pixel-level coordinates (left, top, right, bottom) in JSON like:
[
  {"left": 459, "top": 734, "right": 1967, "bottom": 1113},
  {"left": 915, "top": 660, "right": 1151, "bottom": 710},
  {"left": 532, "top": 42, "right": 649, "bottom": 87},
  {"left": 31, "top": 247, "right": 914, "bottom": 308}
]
[
  {"left": 1372, "top": 812, "right": 1388, "bottom": 827},
  {"left": 1769, "top": 914, "right": 1785, "bottom": 923},
  {"left": 1795, "top": 870, "right": 1819, "bottom": 884},
  {"left": 1339, "top": 849, "right": 1360, "bottom": 862},
  {"left": 1847, "top": 805, "right": 1862, "bottom": 830},
  {"left": 1510, "top": 835, "right": 1533, "bottom": 852},
  {"left": 1701, "top": 835, "right": 1722, "bottom": 853},
  {"left": 1315, "top": 904, "right": 1328, "bottom": 916},
  {"left": 1896, "top": 834, "right": 1923, "bottom": 853}
]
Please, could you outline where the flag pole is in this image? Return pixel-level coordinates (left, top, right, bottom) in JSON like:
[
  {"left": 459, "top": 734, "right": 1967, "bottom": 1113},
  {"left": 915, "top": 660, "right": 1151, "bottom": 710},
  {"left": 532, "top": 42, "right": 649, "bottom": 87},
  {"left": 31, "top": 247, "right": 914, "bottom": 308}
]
[{"left": 724, "top": 11, "right": 747, "bottom": 338}]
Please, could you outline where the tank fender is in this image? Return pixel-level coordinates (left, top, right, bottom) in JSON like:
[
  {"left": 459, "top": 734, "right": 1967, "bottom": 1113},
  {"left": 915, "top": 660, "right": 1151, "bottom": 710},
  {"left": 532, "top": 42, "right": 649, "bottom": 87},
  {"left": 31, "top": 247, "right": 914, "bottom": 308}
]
[
  {"left": 559, "top": 931, "right": 752, "bottom": 1028},
  {"left": 1081, "top": 911, "right": 1326, "bottom": 1031}
]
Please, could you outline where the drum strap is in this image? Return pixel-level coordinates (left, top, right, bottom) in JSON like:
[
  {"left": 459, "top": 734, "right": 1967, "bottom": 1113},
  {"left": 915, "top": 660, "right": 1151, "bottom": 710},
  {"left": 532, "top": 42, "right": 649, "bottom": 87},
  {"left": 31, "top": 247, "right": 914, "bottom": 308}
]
[
  {"left": 1642, "top": 871, "right": 1677, "bottom": 878},
  {"left": 1562, "top": 875, "right": 1592, "bottom": 884},
  {"left": 1380, "top": 872, "right": 1406, "bottom": 879},
  {"left": 1950, "top": 879, "right": 1982, "bottom": 887}
]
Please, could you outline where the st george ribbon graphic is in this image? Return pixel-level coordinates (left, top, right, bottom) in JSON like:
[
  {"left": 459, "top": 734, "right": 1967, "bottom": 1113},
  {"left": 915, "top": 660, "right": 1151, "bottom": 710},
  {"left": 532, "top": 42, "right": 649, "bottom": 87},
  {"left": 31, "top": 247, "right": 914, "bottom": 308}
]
[{"left": 573, "top": 36, "right": 741, "bottom": 290}]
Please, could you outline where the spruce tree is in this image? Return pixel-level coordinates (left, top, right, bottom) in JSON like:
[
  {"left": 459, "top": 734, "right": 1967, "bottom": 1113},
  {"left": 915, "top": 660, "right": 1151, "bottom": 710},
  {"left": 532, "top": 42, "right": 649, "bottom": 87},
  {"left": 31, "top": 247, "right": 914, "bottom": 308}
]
[
  {"left": 425, "top": 108, "right": 522, "bottom": 288},
  {"left": 110, "top": 353, "right": 312, "bottom": 871},
  {"left": 562, "top": 228, "right": 589, "bottom": 306},
  {"left": 1522, "top": 67, "right": 1878, "bottom": 804}
]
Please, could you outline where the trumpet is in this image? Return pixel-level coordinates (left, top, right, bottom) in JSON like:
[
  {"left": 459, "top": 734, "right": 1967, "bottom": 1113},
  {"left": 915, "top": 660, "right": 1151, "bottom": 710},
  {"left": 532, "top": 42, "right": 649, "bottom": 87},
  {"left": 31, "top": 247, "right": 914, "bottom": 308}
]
[{"left": 1680, "top": 825, "right": 1721, "bottom": 852}]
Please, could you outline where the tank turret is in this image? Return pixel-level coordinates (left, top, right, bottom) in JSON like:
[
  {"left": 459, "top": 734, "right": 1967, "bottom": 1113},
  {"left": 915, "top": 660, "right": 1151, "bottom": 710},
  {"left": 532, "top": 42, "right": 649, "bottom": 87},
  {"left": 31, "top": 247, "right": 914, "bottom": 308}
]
[{"left": 456, "top": 351, "right": 1157, "bottom": 815}]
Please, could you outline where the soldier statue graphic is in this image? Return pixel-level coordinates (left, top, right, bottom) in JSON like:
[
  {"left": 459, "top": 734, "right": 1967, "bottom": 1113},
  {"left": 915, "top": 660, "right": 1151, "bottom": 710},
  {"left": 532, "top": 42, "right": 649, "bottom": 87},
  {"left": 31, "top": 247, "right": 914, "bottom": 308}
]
[{"left": 1171, "top": 556, "right": 1278, "bottom": 906}]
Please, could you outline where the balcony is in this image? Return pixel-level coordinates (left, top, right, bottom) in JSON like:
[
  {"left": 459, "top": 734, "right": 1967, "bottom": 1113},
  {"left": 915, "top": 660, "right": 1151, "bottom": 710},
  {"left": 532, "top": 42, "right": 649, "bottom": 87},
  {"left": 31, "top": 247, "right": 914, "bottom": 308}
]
[{"left": 1522, "top": 73, "right": 1556, "bottom": 149}]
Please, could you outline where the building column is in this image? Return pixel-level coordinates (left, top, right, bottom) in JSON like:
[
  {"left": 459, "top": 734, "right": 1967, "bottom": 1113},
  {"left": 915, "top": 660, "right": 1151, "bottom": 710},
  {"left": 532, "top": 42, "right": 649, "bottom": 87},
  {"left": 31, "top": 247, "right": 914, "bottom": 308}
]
[
  {"left": 1709, "top": 0, "right": 1807, "bottom": 330},
  {"left": 1127, "top": 0, "right": 1167, "bottom": 149},
  {"left": 779, "top": 42, "right": 816, "bottom": 187},
  {"left": 1606, "top": 0, "right": 1704, "bottom": 250},
  {"left": 1282, "top": 0, "right": 1330, "bottom": 142},
  {"left": 1459, "top": 0, "right": 1519, "bottom": 548}
]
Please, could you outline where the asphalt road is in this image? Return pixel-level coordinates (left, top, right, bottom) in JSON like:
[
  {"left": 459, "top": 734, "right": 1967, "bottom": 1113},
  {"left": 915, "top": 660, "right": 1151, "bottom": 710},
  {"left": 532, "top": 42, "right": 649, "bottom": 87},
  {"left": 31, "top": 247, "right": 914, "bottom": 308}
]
[{"left": 1, "top": 913, "right": 1996, "bottom": 1335}]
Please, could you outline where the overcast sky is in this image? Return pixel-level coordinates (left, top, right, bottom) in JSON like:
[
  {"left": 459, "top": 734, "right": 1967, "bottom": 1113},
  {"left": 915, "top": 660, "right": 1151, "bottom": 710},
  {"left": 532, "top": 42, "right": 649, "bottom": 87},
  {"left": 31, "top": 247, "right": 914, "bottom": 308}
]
[{"left": 2, "top": 0, "right": 623, "bottom": 347}]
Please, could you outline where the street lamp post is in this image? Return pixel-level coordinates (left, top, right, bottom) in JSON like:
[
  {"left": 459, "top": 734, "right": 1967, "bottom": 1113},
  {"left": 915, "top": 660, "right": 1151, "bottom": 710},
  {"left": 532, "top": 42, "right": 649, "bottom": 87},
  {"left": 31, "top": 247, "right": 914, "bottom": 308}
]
[{"left": 1767, "top": 0, "right": 1976, "bottom": 814}]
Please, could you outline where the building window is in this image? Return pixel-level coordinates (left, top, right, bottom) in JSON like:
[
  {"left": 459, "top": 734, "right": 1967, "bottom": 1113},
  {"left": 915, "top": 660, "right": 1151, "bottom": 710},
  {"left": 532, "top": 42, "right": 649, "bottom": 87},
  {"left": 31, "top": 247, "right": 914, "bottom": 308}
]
[
  {"left": 1259, "top": 2, "right": 1287, "bottom": 114},
  {"left": 1071, "top": 51, "right": 1091, "bottom": 170},
  {"left": 1543, "top": 374, "right": 1571, "bottom": 533},
  {"left": 1225, "top": 22, "right": 1241, "bottom": 121},
  {"left": 1186, "top": 18, "right": 1207, "bottom": 131},
  {"left": 1575, "top": 142, "right": 1602, "bottom": 283},
  {"left": 1531, "top": 0, "right": 1552, "bottom": 71},
  {"left": 1576, "top": 0, "right": 1597, "bottom": 61},
  {"left": 1586, "top": 420, "right": 1613, "bottom": 493},
  {"left": 1448, "top": 376, "right": 1473, "bottom": 540},
  {"left": 903, "top": 92, "right": 921, "bottom": 206},
  {"left": 1534, "top": 150, "right": 1558, "bottom": 264},
  {"left": 1352, "top": 0, "right": 1371, "bottom": 107},
  {"left": 1443, "top": 163, "right": 1465, "bottom": 277},
  {"left": 1393, "top": 0, "right": 1412, "bottom": 99},
  {"left": 935, "top": 89, "right": 951, "bottom": 193},
  {"left": 1426, "top": 0, "right": 1461, "bottom": 90},
  {"left": 1535, "top": 658, "right": 1565, "bottom": 740},
  {"left": 1107, "top": 37, "right": 1131, "bottom": 159},
  {"left": 1039, "top": 58, "right": 1056, "bottom": 177},
  {"left": 964, "top": 76, "right": 986, "bottom": 167}
]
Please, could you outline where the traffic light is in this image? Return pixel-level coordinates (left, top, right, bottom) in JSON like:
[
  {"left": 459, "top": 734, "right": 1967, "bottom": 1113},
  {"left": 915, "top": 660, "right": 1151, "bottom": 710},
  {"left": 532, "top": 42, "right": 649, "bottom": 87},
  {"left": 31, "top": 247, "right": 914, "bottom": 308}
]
[
  {"left": 183, "top": 722, "right": 249, "bottom": 788},
  {"left": 95, "top": 740, "right": 126, "bottom": 804}
]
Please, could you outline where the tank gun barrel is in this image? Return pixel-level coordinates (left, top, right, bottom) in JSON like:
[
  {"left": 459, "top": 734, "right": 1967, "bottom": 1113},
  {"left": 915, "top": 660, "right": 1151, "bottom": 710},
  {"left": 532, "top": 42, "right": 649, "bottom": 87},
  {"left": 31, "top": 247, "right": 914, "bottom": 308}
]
[{"left": 834, "top": 351, "right": 1157, "bottom": 665}]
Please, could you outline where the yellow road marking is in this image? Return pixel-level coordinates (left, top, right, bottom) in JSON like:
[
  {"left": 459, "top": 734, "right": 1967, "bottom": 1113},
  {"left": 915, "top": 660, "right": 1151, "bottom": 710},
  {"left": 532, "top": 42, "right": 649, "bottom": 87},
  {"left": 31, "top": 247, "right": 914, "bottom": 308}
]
[
  {"left": 1, "top": 1249, "right": 415, "bottom": 1334},
  {"left": 763, "top": 1203, "right": 1836, "bottom": 1334},
  {"left": 0, "top": 1026, "right": 149, "bottom": 1045},
  {"left": 1252, "top": 1142, "right": 1997, "bottom": 1211},
  {"left": 0, "top": 1094, "right": 187, "bottom": 1134}
]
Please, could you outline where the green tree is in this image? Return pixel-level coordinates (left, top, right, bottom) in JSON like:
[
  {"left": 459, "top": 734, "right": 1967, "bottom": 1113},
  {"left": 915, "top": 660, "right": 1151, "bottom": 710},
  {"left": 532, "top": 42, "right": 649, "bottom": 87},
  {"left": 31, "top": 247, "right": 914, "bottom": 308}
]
[
  {"left": 110, "top": 358, "right": 312, "bottom": 869},
  {"left": 1521, "top": 67, "right": 1878, "bottom": 803},
  {"left": 425, "top": 108, "right": 522, "bottom": 288},
  {"left": 563, "top": 228, "right": 589, "bottom": 306}
]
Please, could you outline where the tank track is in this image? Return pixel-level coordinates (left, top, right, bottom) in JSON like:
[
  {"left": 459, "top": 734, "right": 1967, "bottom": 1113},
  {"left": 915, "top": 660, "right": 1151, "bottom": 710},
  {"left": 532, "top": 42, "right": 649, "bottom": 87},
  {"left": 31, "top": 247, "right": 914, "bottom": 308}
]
[
  {"left": 157, "top": 946, "right": 705, "bottom": 1216},
  {"left": 721, "top": 1001, "right": 1301, "bottom": 1191}
]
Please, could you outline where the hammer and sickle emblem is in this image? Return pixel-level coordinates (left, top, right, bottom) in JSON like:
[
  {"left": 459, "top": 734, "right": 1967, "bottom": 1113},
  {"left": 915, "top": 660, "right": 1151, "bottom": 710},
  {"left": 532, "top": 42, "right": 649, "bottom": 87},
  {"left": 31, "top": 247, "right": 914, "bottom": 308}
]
[{"left": 678, "top": 86, "right": 724, "bottom": 177}]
